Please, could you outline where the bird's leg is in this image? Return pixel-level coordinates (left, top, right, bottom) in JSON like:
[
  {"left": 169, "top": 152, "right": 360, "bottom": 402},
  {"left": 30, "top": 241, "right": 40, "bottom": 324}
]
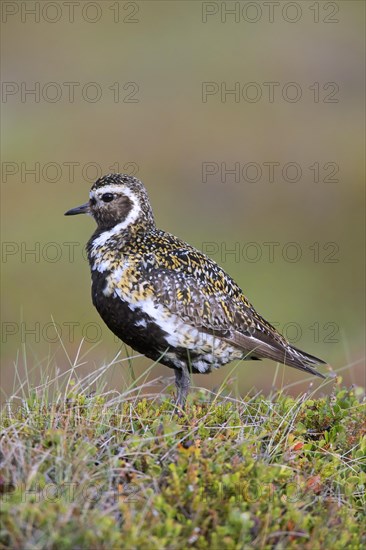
[{"left": 174, "top": 365, "right": 191, "bottom": 410}]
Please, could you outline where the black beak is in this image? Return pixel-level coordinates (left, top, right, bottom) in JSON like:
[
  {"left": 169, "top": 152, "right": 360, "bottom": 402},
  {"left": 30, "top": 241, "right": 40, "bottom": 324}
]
[{"left": 64, "top": 202, "right": 90, "bottom": 216}]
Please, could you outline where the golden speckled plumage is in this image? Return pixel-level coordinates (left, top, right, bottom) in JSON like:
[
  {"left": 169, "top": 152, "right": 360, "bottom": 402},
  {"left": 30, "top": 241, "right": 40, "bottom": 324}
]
[{"left": 65, "top": 174, "right": 327, "bottom": 407}]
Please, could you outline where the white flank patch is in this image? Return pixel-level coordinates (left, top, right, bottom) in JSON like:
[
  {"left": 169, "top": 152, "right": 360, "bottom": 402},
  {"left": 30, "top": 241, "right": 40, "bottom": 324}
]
[
  {"left": 133, "top": 299, "right": 185, "bottom": 348},
  {"left": 135, "top": 319, "right": 147, "bottom": 328},
  {"left": 193, "top": 360, "right": 210, "bottom": 373},
  {"left": 124, "top": 297, "right": 221, "bottom": 354}
]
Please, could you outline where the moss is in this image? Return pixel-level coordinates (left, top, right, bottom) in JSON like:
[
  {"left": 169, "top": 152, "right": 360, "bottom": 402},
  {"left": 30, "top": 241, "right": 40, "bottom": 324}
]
[{"left": 1, "top": 383, "right": 365, "bottom": 549}]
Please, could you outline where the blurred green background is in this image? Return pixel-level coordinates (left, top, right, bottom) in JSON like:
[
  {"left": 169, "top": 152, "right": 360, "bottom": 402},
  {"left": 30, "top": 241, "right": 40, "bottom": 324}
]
[{"left": 1, "top": 1, "right": 364, "bottom": 401}]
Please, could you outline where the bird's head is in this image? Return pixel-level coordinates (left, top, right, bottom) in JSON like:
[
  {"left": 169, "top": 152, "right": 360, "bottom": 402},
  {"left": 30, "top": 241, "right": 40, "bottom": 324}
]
[{"left": 65, "top": 174, "right": 155, "bottom": 232}]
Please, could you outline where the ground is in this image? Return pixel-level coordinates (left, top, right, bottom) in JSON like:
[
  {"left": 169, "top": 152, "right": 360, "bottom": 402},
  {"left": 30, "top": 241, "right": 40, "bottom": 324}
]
[{"left": 1, "top": 372, "right": 365, "bottom": 549}]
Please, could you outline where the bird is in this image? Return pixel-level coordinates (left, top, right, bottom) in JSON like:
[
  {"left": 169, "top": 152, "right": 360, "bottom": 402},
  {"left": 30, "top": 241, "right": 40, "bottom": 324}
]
[{"left": 65, "top": 173, "right": 327, "bottom": 408}]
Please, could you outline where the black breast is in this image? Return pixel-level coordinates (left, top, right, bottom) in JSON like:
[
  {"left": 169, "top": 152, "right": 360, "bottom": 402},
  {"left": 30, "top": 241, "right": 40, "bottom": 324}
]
[{"left": 90, "top": 269, "right": 180, "bottom": 369}]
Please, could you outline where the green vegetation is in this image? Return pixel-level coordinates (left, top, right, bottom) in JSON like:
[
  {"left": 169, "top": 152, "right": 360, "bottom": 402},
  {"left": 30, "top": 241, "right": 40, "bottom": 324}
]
[{"left": 1, "top": 365, "right": 365, "bottom": 549}]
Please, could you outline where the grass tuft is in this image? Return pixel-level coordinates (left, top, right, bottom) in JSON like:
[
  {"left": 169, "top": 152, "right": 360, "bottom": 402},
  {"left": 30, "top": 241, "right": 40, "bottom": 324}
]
[{"left": 0, "top": 354, "right": 365, "bottom": 549}]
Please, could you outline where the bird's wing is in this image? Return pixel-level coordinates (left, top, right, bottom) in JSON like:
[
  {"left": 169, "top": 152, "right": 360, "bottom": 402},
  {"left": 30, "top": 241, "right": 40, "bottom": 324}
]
[
  {"left": 140, "top": 235, "right": 326, "bottom": 377},
  {"left": 141, "top": 237, "right": 254, "bottom": 332}
]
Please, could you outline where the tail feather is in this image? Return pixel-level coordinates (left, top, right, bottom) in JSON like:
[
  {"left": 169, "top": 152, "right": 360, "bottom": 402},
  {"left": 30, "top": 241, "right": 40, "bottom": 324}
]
[
  {"left": 277, "top": 345, "right": 327, "bottom": 379},
  {"left": 224, "top": 330, "right": 327, "bottom": 379}
]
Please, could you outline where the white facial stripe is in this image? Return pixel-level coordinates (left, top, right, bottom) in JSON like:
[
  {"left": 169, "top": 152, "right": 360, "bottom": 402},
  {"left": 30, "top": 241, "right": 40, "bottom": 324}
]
[
  {"left": 89, "top": 184, "right": 129, "bottom": 199},
  {"left": 91, "top": 186, "right": 141, "bottom": 248}
]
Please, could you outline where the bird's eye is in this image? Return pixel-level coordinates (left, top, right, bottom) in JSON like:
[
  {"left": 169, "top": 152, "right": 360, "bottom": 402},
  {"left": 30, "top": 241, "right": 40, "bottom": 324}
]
[{"left": 101, "top": 193, "right": 114, "bottom": 203}]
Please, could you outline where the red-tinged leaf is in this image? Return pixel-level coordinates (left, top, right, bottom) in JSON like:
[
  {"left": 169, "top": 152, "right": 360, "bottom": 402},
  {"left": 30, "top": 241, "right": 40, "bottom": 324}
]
[{"left": 306, "top": 475, "right": 322, "bottom": 494}]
